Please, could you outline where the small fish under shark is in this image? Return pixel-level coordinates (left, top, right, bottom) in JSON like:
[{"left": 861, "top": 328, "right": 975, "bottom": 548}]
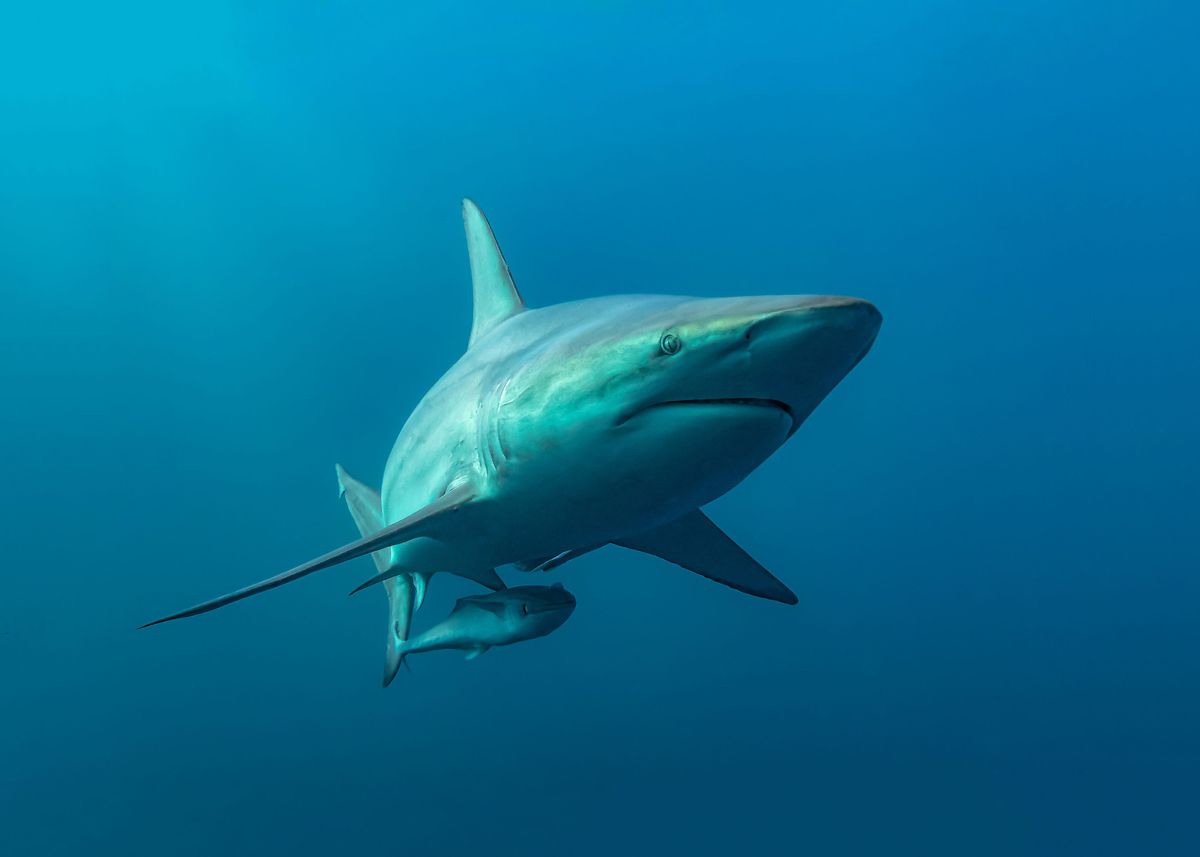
[{"left": 385, "top": 584, "right": 576, "bottom": 686}]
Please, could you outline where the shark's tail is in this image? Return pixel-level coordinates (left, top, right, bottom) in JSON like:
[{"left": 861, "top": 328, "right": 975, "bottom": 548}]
[
  {"left": 382, "top": 572, "right": 428, "bottom": 686},
  {"left": 383, "top": 577, "right": 411, "bottom": 686},
  {"left": 334, "top": 465, "right": 427, "bottom": 687}
]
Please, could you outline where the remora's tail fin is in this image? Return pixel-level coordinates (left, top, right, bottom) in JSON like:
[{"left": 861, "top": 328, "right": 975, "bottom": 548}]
[{"left": 139, "top": 484, "right": 477, "bottom": 628}]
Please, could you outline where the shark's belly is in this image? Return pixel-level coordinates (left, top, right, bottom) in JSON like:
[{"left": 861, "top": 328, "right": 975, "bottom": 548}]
[{"left": 493, "top": 401, "right": 792, "bottom": 556}]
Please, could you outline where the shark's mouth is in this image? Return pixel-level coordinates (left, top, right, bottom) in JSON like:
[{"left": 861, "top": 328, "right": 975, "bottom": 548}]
[{"left": 620, "top": 397, "right": 794, "bottom": 426}]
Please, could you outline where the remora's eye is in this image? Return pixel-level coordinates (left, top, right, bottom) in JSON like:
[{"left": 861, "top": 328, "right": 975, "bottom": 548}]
[{"left": 659, "top": 332, "right": 682, "bottom": 355}]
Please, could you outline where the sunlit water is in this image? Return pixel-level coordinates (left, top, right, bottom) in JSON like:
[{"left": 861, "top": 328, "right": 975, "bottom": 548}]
[{"left": 1, "top": 3, "right": 1197, "bottom": 855}]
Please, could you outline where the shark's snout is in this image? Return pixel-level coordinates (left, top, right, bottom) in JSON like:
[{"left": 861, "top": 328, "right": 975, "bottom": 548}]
[
  {"left": 742, "top": 295, "right": 881, "bottom": 366},
  {"left": 759, "top": 295, "right": 881, "bottom": 336},
  {"left": 813, "top": 296, "right": 882, "bottom": 337},
  {"left": 805, "top": 297, "right": 882, "bottom": 367},
  {"left": 825, "top": 295, "right": 880, "bottom": 323}
]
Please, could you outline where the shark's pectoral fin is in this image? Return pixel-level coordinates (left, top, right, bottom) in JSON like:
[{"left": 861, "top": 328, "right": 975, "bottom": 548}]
[
  {"left": 140, "top": 484, "right": 479, "bottom": 628},
  {"left": 615, "top": 510, "right": 798, "bottom": 605},
  {"left": 464, "top": 645, "right": 490, "bottom": 661}
]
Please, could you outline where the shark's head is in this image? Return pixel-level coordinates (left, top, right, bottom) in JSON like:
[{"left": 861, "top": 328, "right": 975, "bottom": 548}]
[
  {"left": 491, "top": 584, "right": 577, "bottom": 641},
  {"left": 604, "top": 294, "right": 882, "bottom": 432},
  {"left": 494, "top": 294, "right": 881, "bottom": 532}
]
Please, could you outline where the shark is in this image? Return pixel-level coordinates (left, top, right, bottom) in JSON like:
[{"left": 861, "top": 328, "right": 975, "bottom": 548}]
[
  {"left": 384, "top": 584, "right": 576, "bottom": 686},
  {"left": 143, "top": 199, "right": 882, "bottom": 680}
]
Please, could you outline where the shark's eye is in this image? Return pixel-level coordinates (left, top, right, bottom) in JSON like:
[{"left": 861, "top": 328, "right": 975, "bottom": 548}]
[
  {"left": 659, "top": 332, "right": 682, "bottom": 355},
  {"left": 521, "top": 604, "right": 529, "bottom": 615}
]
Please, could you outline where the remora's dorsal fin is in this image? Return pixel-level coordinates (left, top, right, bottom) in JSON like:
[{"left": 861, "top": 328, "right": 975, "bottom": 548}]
[
  {"left": 615, "top": 510, "right": 798, "bottom": 605},
  {"left": 463, "top": 199, "right": 524, "bottom": 346},
  {"left": 139, "top": 484, "right": 478, "bottom": 628}
]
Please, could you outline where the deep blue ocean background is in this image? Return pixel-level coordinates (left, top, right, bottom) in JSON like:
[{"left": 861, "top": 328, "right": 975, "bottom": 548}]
[{"left": 2, "top": 3, "right": 1198, "bottom": 854}]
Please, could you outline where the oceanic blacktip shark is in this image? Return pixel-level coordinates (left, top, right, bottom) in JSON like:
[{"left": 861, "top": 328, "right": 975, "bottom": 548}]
[
  {"left": 384, "top": 584, "right": 576, "bottom": 686},
  {"left": 143, "top": 199, "right": 881, "bottom": 682}
]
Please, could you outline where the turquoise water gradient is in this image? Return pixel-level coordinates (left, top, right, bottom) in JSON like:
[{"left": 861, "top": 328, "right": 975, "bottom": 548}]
[{"left": 2, "top": 3, "right": 1198, "bottom": 854}]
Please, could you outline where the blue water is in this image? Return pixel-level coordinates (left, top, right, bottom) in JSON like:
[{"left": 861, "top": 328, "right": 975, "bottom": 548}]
[{"left": 2, "top": 3, "right": 1198, "bottom": 854}]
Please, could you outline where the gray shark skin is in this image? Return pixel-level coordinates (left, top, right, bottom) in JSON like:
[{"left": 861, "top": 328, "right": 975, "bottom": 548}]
[
  {"left": 384, "top": 584, "right": 576, "bottom": 686},
  {"left": 143, "top": 200, "right": 882, "bottom": 673}
]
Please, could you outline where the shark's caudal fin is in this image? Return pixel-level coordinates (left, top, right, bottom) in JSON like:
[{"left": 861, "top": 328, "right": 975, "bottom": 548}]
[
  {"left": 463, "top": 199, "right": 525, "bottom": 347},
  {"left": 616, "top": 510, "right": 798, "bottom": 605},
  {"left": 384, "top": 650, "right": 407, "bottom": 686},
  {"left": 139, "top": 484, "right": 478, "bottom": 628},
  {"left": 382, "top": 580, "right": 414, "bottom": 687},
  {"left": 335, "top": 465, "right": 424, "bottom": 680}
]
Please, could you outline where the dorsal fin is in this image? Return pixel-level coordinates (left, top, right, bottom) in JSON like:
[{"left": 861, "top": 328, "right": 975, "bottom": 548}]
[{"left": 463, "top": 199, "right": 525, "bottom": 347}]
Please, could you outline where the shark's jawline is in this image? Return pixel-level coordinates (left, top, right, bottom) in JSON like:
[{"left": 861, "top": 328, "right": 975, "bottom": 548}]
[{"left": 617, "top": 397, "right": 794, "bottom": 427}]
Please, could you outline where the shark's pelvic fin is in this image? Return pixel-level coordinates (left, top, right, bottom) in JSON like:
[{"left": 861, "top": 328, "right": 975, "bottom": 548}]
[
  {"left": 464, "top": 645, "right": 490, "bottom": 661},
  {"left": 463, "top": 198, "right": 525, "bottom": 347},
  {"left": 140, "top": 484, "right": 478, "bottom": 628},
  {"left": 615, "top": 510, "right": 798, "bottom": 605}
]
